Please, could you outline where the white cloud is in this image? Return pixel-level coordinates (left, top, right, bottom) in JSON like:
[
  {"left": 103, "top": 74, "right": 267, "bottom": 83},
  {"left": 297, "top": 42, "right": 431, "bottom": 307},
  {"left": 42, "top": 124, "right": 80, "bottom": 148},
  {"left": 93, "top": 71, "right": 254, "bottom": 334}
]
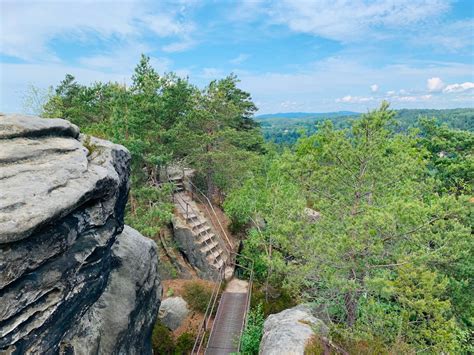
[
  {"left": 418, "top": 19, "right": 474, "bottom": 52},
  {"left": 336, "top": 95, "right": 374, "bottom": 103},
  {"left": 443, "top": 82, "right": 474, "bottom": 93},
  {"left": 236, "top": 58, "right": 473, "bottom": 112},
  {"left": 0, "top": 1, "right": 198, "bottom": 60},
  {"left": 427, "top": 77, "right": 445, "bottom": 92},
  {"left": 162, "top": 39, "right": 196, "bottom": 53},
  {"left": 200, "top": 68, "right": 225, "bottom": 79},
  {"left": 370, "top": 84, "right": 379, "bottom": 93},
  {"left": 267, "top": 0, "right": 450, "bottom": 42},
  {"left": 0, "top": 1, "right": 140, "bottom": 60},
  {"left": 394, "top": 94, "right": 432, "bottom": 102},
  {"left": 143, "top": 13, "right": 194, "bottom": 37},
  {"left": 230, "top": 54, "right": 250, "bottom": 65}
]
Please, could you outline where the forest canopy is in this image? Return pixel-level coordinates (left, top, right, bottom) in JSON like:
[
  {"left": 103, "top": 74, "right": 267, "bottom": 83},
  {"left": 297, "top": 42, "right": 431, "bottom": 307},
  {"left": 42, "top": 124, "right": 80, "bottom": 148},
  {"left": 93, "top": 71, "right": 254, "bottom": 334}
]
[{"left": 37, "top": 55, "right": 473, "bottom": 354}]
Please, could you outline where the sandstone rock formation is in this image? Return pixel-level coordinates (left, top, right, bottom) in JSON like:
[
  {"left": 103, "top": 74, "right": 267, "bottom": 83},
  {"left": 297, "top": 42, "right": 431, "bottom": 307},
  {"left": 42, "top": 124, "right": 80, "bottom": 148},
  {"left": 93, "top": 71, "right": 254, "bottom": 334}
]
[
  {"left": 158, "top": 296, "right": 189, "bottom": 331},
  {"left": 259, "top": 305, "right": 328, "bottom": 355},
  {"left": 0, "top": 114, "right": 161, "bottom": 354}
]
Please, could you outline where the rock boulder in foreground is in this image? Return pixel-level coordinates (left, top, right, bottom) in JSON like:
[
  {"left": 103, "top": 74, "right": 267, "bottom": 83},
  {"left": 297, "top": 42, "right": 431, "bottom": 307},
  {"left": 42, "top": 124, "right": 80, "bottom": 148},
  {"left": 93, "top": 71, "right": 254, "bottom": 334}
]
[
  {"left": 259, "top": 305, "right": 328, "bottom": 355},
  {"left": 0, "top": 114, "right": 161, "bottom": 354}
]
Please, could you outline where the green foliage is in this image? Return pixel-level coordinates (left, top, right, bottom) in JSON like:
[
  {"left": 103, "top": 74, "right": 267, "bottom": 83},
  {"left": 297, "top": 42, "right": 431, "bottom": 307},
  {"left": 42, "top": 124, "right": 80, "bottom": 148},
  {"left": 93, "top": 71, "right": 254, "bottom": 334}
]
[
  {"left": 226, "top": 102, "right": 473, "bottom": 353},
  {"left": 151, "top": 320, "right": 195, "bottom": 354},
  {"left": 41, "top": 54, "right": 262, "bottom": 241},
  {"left": 39, "top": 56, "right": 473, "bottom": 353},
  {"left": 152, "top": 320, "right": 175, "bottom": 355},
  {"left": 250, "top": 283, "right": 296, "bottom": 317},
  {"left": 240, "top": 304, "right": 265, "bottom": 354},
  {"left": 419, "top": 118, "right": 473, "bottom": 194},
  {"left": 182, "top": 281, "right": 213, "bottom": 313},
  {"left": 174, "top": 332, "right": 195, "bottom": 354},
  {"left": 257, "top": 108, "right": 474, "bottom": 146}
]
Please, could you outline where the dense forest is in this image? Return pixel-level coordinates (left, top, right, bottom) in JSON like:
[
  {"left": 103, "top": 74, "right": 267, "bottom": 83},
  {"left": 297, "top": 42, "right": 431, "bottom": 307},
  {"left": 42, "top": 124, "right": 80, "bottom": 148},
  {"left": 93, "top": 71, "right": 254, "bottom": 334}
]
[
  {"left": 258, "top": 108, "right": 474, "bottom": 146},
  {"left": 37, "top": 56, "right": 473, "bottom": 354}
]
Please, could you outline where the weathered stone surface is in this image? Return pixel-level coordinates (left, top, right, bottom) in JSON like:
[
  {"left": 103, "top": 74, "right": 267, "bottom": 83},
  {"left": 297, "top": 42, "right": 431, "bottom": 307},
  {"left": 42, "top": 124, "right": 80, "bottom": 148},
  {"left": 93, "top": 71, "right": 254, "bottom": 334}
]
[
  {"left": 65, "top": 226, "right": 162, "bottom": 354},
  {"left": 172, "top": 215, "right": 219, "bottom": 280},
  {"left": 0, "top": 114, "right": 161, "bottom": 354},
  {"left": 158, "top": 297, "right": 189, "bottom": 331},
  {"left": 0, "top": 115, "right": 121, "bottom": 244},
  {"left": 259, "top": 305, "right": 328, "bottom": 355}
]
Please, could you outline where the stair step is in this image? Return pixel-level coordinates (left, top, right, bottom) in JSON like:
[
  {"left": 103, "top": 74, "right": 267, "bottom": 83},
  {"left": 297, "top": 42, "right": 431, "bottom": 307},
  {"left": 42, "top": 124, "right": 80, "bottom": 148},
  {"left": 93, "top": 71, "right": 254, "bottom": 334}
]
[
  {"left": 212, "top": 258, "right": 224, "bottom": 270},
  {"left": 191, "top": 220, "right": 207, "bottom": 229},
  {"left": 208, "top": 248, "right": 223, "bottom": 260},
  {"left": 196, "top": 228, "right": 212, "bottom": 240},
  {"left": 197, "top": 232, "right": 215, "bottom": 243},
  {"left": 169, "top": 176, "right": 183, "bottom": 181},
  {"left": 201, "top": 241, "right": 219, "bottom": 254}
]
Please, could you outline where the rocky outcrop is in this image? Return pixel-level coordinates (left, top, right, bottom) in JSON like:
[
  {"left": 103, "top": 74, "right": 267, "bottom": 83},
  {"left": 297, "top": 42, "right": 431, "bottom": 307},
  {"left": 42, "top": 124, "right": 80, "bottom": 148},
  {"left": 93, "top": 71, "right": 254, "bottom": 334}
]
[
  {"left": 158, "top": 297, "right": 189, "bottom": 331},
  {"left": 172, "top": 215, "right": 220, "bottom": 280},
  {"left": 259, "top": 305, "right": 328, "bottom": 355},
  {"left": 0, "top": 114, "right": 161, "bottom": 354}
]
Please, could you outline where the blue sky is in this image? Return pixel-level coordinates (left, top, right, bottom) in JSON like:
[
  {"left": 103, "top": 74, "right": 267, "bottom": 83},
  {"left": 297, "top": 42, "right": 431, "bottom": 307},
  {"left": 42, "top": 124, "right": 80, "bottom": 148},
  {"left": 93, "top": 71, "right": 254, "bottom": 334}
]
[{"left": 1, "top": 0, "right": 473, "bottom": 114}]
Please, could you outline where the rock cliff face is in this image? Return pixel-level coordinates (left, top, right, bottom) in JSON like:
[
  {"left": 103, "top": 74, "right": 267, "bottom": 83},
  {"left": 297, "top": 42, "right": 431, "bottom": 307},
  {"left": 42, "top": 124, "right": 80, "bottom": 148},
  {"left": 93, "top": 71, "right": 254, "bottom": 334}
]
[{"left": 0, "top": 114, "right": 161, "bottom": 354}]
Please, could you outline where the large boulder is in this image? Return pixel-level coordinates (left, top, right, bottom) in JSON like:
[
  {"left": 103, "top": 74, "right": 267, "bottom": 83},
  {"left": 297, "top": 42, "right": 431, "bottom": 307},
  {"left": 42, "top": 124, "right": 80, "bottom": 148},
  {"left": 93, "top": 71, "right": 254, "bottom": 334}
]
[
  {"left": 65, "top": 226, "right": 162, "bottom": 354},
  {"left": 158, "top": 297, "right": 189, "bottom": 331},
  {"left": 259, "top": 305, "right": 328, "bottom": 355},
  {"left": 0, "top": 114, "right": 161, "bottom": 354}
]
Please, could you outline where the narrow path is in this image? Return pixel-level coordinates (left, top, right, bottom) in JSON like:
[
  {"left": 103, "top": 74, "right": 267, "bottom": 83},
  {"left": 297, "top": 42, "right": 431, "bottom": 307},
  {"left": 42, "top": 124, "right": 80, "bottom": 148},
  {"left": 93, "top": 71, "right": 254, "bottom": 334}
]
[{"left": 205, "top": 279, "right": 249, "bottom": 355}]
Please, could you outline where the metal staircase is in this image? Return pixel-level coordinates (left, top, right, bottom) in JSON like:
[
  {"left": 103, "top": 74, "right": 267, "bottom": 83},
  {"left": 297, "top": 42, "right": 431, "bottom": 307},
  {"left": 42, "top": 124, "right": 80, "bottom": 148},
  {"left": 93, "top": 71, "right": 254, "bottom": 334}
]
[
  {"left": 169, "top": 175, "right": 229, "bottom": 272},
  {"left": 167, "top": 168, "right": 254, "bottom": 354}
]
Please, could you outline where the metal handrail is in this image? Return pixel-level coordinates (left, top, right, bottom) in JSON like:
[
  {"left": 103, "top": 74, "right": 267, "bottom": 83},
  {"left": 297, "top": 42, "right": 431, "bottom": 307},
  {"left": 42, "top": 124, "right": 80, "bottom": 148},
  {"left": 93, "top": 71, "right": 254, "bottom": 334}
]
[
  {"left": 192, "top": 265, "right": 226, "bottom": 354},
  {"left": 166, "top": 166, "right": 255, "bottom": 354},
  {"left": 167, "top": 172, "right": 220, "bottom": 269},
  {"left": 191, "top": 252, "right": 255, "bottom": 355},
  {"left": 186, "top": 178, "right": 234, "bottom": 252}
]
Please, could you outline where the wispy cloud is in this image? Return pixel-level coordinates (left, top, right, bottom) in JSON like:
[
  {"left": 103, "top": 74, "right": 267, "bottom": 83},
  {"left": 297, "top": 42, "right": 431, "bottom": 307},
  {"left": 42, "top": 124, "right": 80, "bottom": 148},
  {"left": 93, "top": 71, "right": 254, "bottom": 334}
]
[
  {"left": 162, "top": 39, "right": 197, "bottom": 53},
  {"left": 0, "top": 1, "right": 198, "bottom": 61},
  {"left": 266, "top": 0, "right": 450, "bottom": 42},
  {"left": 230, "top": 54, "right": 250, "bottom": 65},
  {"left": 443, "top": 82, "right": 474, "bottom": 93}
]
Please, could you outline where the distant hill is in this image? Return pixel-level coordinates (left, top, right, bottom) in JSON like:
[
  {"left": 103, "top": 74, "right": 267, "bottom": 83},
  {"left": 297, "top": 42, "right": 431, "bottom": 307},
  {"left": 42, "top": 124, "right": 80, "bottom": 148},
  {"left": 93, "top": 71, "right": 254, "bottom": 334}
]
[
  {"left": 256, "top": 111, "right": 359, "bottom": 119},
  {"left": 257, "top": 108, "right": 474, "bottom": 145}
]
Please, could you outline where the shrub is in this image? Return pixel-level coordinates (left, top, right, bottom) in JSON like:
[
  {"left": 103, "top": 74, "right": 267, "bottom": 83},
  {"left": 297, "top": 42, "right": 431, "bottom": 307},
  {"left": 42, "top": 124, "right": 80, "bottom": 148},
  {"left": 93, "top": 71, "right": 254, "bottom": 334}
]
[
  {"left": 251, "top": 283, "right": 296, "bottom": 317},
  {"left": 182, "top": 281, "right": 213, "bottom": 313},
  {"left": 166, "top": 287, "right": 175, "bottom": 297},
  {"left": 175, "top": 332, "right": 195, "bottom": 354},
  {"left": 152, "top": 320, "right": 174, "bottom": 355},
  {"left": 240, "top": 303, "right": 265, "bottom": 354}
]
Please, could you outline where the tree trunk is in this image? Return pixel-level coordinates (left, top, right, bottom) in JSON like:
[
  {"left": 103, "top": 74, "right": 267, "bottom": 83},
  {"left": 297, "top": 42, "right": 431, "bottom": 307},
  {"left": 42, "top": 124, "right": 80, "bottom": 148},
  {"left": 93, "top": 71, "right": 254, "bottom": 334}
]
[{"left": 344, "top": 290, "right": 358, "bottom": 327}]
